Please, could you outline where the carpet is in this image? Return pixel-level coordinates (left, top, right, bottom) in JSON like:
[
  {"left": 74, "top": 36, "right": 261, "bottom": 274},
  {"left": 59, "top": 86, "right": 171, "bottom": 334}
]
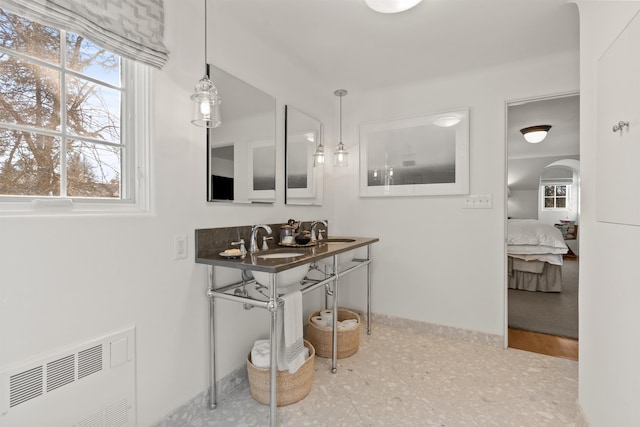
[{"left": 508, "top": 258, "right": 579, "bottom": 339}]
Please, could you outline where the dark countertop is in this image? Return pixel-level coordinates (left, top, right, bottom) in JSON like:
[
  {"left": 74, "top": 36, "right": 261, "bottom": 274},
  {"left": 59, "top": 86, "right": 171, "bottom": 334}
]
[{"left": 195, "top": 236, "right": 379, "bottom": 273}]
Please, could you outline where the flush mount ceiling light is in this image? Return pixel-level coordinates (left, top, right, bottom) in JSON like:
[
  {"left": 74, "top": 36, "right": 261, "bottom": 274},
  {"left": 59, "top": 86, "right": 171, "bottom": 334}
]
[
  {"left": 365, "top": 0, "right": 423, "bottom": 13},
  {"left": 520, "top": 125, "right": 552, "bottom": 143},
  {"left": 334, "top": 89, "right": 349, "bottom": 167},
  {"left": 191, "top": 0, "right": 221, "bottom": 128},
  {"left": 433, "top": 115, "right": 461, "bottom": 128}
]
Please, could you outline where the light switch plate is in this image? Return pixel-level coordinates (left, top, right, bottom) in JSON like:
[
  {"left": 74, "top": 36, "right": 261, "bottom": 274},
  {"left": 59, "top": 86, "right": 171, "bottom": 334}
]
[
  {"left": 463, "top": 194, "right": 492, "bottom": 209},
  {"left": 173, "top": 234, "right": 187, "bottom": 259}
]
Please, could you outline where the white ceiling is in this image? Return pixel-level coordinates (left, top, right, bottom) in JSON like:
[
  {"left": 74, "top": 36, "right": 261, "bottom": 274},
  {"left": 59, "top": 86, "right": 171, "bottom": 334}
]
[
  {"left": 215, "top": 0, "right": 579, "bottom": 92},
  {"left": 213, "top": 0, "right": 581, "bottom": 192},
  {"left": 507, "top": 94, "right": 580, "bottom": 190},
  {"left": 508, "top": 95, "right": 580, "bottom": 161}
]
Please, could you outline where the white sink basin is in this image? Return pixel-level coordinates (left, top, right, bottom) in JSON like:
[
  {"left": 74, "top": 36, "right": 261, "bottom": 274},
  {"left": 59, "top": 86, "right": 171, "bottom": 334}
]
[
  {"left": 252, "top": 252, "right": 310, "bottom": 290},
  {"left": 317, "top": 241, "right": 357, "bottom": 269},
  {"left": 258, "top": 252, "right": 306, "bottom": 259},
  {"left": 318, "top": 250, "right": 357, "bottom": 269}
]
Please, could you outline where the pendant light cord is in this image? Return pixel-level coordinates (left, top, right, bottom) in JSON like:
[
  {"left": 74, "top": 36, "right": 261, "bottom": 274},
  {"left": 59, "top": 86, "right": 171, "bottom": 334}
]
[
  {"left": 339, "top": 94, "right": 343, "bottom": 143},
  {"left": 204, "top": 0, "right": 208, "bottom": 77},
  {"left": 334, "top": 89, "right": 347, "bottom": 144}
]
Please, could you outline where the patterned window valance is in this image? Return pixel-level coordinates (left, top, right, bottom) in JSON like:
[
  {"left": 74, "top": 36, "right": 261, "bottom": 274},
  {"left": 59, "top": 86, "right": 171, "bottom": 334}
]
[{"left": 0, "top": 0, "right": 169, "bottom": 68}]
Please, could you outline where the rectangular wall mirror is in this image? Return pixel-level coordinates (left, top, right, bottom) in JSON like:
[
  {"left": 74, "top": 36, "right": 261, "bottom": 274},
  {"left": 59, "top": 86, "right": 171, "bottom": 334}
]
[
  {"left": 359, "top": 108, "right": 470, "bottom": 197},
  {"left": 207, "top": 65, "right": 276, "bottom": 204},
  {"left": 285, "top": 105, "right": 323, "bottom": 205}
]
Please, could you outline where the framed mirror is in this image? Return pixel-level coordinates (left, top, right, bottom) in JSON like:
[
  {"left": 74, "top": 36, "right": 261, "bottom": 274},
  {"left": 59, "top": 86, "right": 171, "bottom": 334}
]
[
  {"left": 359, "top": 107, "right": 469, "bottom": 197},
  {"left": 285, "top": 105, "right": 323, "bottom": 205},
  {"left": 207, "top": 65, "right": 276, "bottom": 203}
]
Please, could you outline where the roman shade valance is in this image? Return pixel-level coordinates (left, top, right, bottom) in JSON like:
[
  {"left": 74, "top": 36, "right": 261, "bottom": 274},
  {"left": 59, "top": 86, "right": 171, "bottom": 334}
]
[{"left": 0, "top": 0, "right": 169, "bottom": 68}]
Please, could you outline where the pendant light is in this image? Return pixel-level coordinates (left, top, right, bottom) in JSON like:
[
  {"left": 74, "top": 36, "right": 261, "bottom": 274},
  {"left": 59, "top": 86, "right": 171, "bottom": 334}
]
[
  {"left": 191, "top": 0, "right": 221, "bottom": 128},
  {"left": 313, "top": 123, "right": 325, "bottom": 167},
  {"left": 520, "top": 125, "right": 551, "bottom": 143},
  {"left": 333, "top": 89, "right": 349, "bottom": 167}
]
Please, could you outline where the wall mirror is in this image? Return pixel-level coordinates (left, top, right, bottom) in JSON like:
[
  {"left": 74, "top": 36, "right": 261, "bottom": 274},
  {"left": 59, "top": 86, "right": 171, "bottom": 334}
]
[
  {"left": 359, "top": 108, "right": 470, "bottom": 197},
  {"left": 285, "top": 105, "right": 323, "bottom": 205},
  {"left": 207, "top": 65, "right": 276, "bottom": 203}
]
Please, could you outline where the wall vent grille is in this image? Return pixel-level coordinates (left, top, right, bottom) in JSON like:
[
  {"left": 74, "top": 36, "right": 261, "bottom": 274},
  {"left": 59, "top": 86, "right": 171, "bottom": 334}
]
[
  {"left": 78, "top": 345, "right": 103, "bottom": 379},
  {"left": 46, "top": 354, "right": 75, "bottom": 392},
  {"left": 77, "top": 411, "right": 104, "bottom": 427},
  {"left": 105, "top": 399, "right": 128, "bottom": 427},
  {"left": 1, "top": 327, "right": 135, "bottom": 427},
  {"left": 9, "top": 366, "right": 42, "bottom": 407}
]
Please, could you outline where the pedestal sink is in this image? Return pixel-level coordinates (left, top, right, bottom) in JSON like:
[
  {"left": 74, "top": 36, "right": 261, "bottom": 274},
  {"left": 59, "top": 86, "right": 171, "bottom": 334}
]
[{"left": 251, "top": 252, "right": 310, "bottom": 291}]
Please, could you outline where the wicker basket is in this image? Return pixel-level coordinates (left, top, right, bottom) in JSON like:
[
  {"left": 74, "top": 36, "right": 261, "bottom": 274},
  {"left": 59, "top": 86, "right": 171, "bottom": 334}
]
[
  {"left": 246, "top": 340, "right": 315, "bottom": 407},
  {"left": 304, "top": 308, "right": 360, "bottom": 359}
]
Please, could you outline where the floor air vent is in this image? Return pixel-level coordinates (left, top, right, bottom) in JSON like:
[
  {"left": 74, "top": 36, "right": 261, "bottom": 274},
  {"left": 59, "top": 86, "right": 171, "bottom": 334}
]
[{"left": 0, "top": 327, "right": 135, "bottom": 427}]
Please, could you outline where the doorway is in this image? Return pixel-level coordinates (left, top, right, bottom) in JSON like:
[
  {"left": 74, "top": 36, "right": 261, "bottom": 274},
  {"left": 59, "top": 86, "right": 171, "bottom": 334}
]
[{"left": 505, "top": 93, "right": 580, "bottom": 360}]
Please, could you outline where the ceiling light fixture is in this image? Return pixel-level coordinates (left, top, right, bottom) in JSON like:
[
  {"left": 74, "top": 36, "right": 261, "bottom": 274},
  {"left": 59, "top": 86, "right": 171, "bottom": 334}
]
[
  {"left": 365, "top": 0, "right": 423, "bottom": 14},
  {"left": 433, "top": 115, "right": 461, "bottom": 128},
  {"left": 520, "top": 125, "right": 552, "bottom": 143},
  {"left": 334, "top": 89, "right": 349, "bottom": 167},
  {"left": 313, "top": 124, "right": 325, "bottom": 167},
  {"left": 191, "top": 0, "right": 221, "bottom": 128}
]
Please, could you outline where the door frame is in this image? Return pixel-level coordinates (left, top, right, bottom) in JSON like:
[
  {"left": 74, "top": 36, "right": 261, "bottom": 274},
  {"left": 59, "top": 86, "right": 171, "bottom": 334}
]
[{"left": 503, "top": 90, "right": 580, "bottom": 348}]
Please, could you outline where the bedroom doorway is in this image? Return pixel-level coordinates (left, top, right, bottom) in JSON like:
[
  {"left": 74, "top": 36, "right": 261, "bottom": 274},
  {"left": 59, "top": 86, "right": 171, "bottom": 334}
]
[{"left": 505, "top": 93, "right": 580, "bottom": 360}]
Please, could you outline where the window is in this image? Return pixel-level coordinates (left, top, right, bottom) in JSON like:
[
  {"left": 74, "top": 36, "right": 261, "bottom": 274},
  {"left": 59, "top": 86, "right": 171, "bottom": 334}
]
[
  {"left": 0, "top": 8, "right": 150, "bottom": 213},
  {"left": 542, "top": 184, "right": 571, "bottom": 210}
]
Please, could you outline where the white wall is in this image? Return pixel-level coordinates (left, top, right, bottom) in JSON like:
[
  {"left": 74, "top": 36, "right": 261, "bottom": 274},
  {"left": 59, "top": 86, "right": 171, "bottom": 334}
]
[
  {"left": 576, "top": 1, "right": 640, "bottom": 425},
  {"left": 334, "top": 51, "right": 579, "bottom": 336},
  {"left": 0, "top": 1, "right": 334, "bottom": 426},
  {"left": 0, "top": 2, "right": 590, "bottom": 426},
  {"left": 508, "top": 189, "right": 538, "bottom": 219}
]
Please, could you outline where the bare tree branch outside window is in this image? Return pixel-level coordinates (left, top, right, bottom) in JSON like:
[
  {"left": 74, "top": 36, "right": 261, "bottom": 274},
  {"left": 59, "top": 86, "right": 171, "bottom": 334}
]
[{"left": 0, "top": 8, "right": 123, "bottom": 198}]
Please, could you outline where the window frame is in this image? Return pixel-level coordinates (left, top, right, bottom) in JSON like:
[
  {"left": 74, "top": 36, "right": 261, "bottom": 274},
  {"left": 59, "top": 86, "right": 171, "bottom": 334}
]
[
  {"left": 541, "top": 182, "right": 571, "bottom": 211},
  {"left": 0, "top": 17, "right": 151, "bottom": 216}
]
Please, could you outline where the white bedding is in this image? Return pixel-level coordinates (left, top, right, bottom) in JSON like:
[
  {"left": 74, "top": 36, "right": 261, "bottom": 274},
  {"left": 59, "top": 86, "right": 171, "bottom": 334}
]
[
  {"left": 507, "top": 219, "right": 568, "bottom": 256},
  {"left": 509, "top": 253, "right": 564, "bottom": 266}
]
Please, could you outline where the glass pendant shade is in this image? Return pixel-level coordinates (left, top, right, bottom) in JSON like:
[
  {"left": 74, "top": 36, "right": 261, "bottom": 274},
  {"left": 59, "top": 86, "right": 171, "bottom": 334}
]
[
  {"left": 313, "top": 143, "right": 325, "bottom": 167},
  {"left": 313, "top": 123, "right": 325, "bottom": 167},
  {"left": 191, "top": 0, "right": 221, "bottom": 129},
  {"left": 191, "top": 75, "right": 221, "bottom": 128},
  {"left": 334, "top": 142, "right": 348, "bottom": 167},
  {"left": 333, "top": 89, "right": 349, "bottom": 167}
]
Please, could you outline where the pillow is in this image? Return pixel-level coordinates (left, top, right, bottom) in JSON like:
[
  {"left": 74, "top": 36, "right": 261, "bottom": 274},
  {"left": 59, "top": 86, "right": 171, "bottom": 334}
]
[{"left": 507, "top": 220, "right": 568, "bottom": 253}]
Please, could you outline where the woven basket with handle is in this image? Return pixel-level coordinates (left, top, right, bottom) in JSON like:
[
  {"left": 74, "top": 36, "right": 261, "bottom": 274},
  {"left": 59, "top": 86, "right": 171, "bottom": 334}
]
[
  {"left": 246, "top": 339, "right": 315, "bottom": 406},
  {"left": 304, "top": 308, "right": 360, "bottom": 359}
]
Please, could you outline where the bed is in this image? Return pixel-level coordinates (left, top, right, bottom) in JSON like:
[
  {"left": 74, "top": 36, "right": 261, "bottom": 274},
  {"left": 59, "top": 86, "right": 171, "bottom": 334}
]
[{"left": 507, "top": 219, "right": 569, "bottom": 292}]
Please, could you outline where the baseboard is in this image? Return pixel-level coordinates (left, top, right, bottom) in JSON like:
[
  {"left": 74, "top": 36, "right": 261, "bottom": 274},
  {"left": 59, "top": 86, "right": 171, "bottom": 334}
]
[
  {"left": 371, "top": 312, "right": 504, "bottom": 348},
  {"left": 576, "top": 401, "right": 591, "bottom": 427},
  {"left": 151, "top": 364, "right": 248, "bottom": 427}
]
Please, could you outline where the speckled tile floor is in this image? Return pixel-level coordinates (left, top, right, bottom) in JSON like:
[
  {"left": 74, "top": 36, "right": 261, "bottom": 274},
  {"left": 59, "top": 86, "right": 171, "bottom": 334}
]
[{"left": 189, "top": 324, "right": 580, "bottom": 426}]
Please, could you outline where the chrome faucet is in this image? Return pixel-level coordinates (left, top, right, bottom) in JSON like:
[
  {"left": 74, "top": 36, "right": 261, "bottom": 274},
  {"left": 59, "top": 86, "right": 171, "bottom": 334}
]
[
  {"left": 310, "top": 220, "right": 327, "bottom": 242},
  {"left": 249, "top": 224, "right": 273, "bottom": 252},
  {"left": 230, "top": 238, "right": 247, "bottom": 258}
]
